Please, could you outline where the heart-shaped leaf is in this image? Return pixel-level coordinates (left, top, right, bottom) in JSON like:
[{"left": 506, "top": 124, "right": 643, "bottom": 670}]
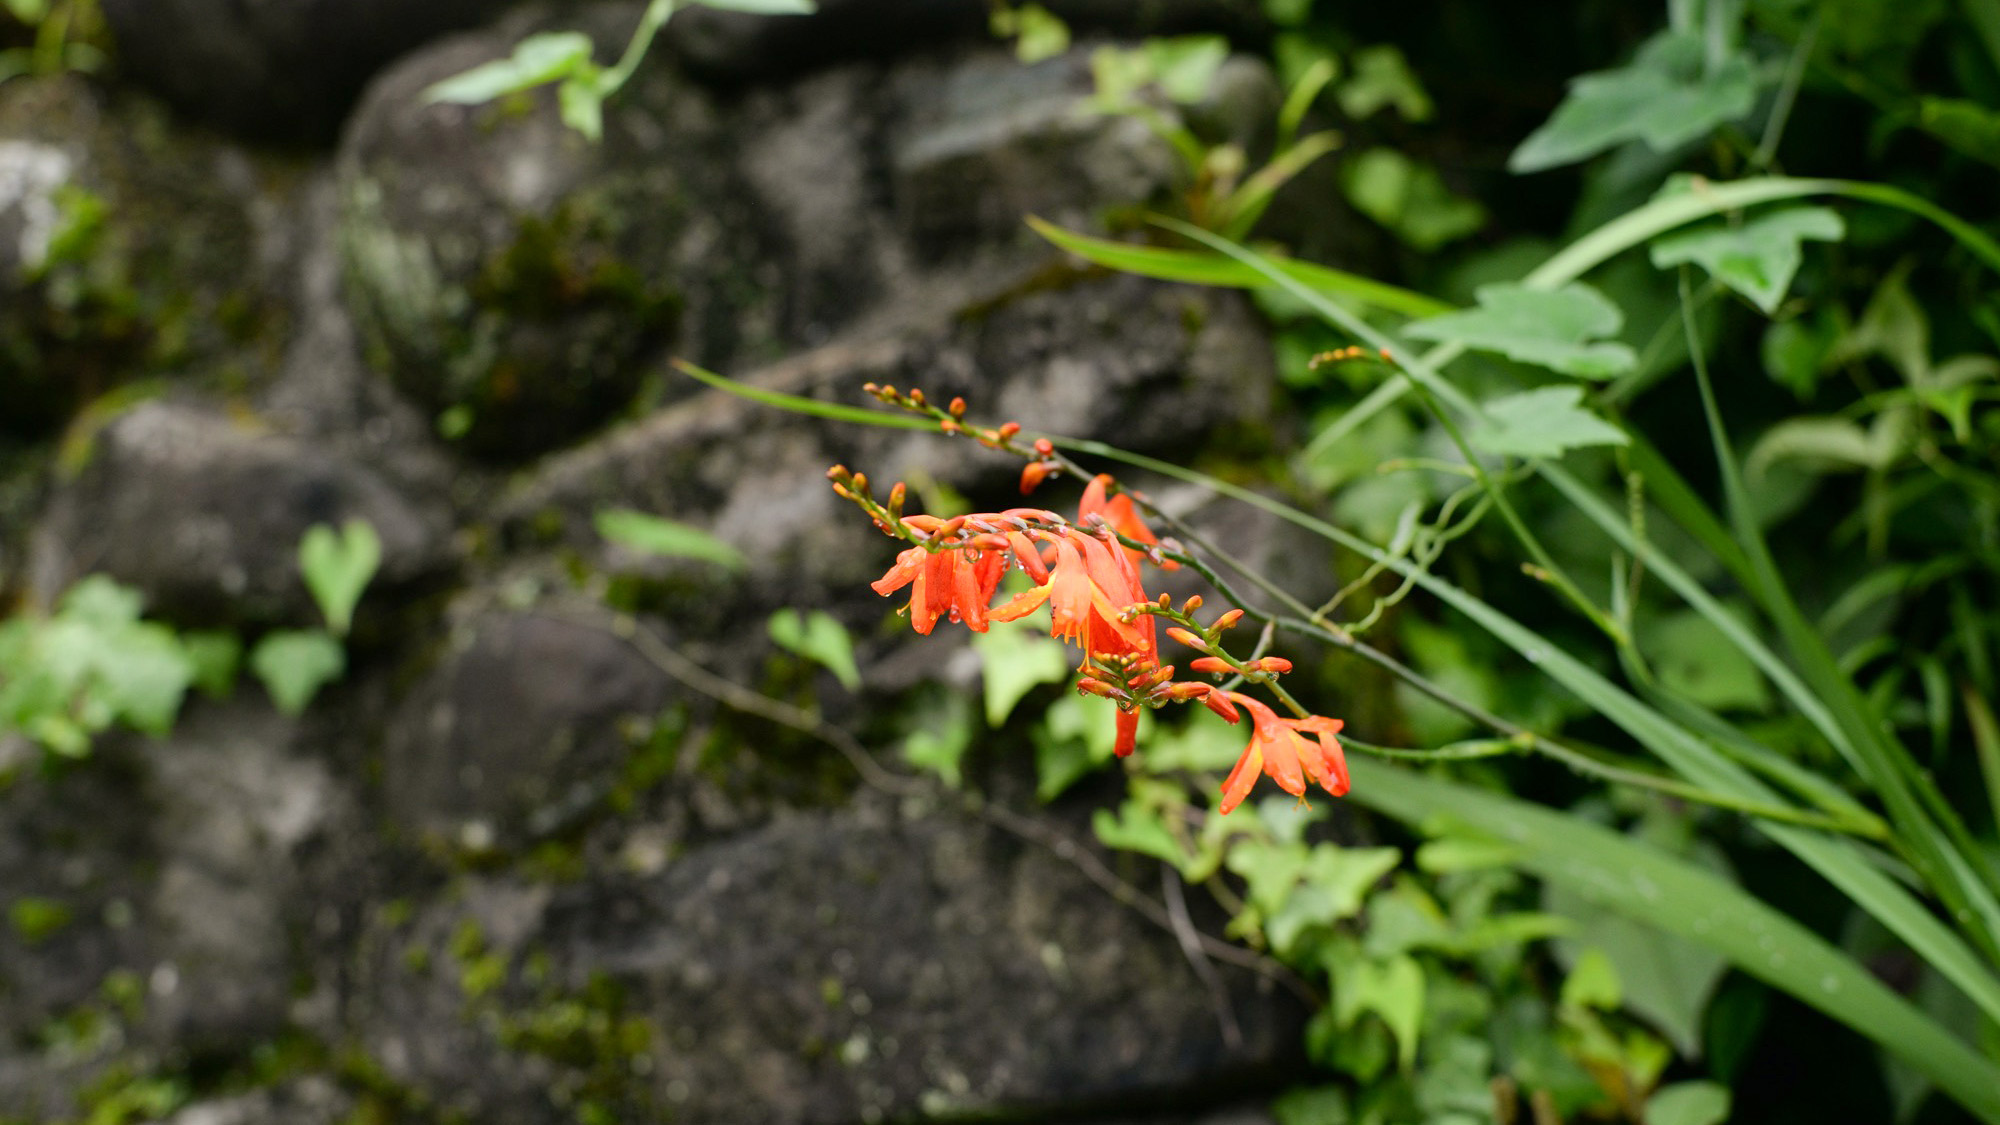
[
  {"left": 250, "top": 630, "right": 347, "bottom": 717},
  {"left": 1404, "top": 282, "right": 1636, "bottom": 380},
  {"left": 1468, "top": 386, "right": 1630, "bottom": 459},
  {"left": 1650, "top": 206, "right": 1845, "bottom": 314},
  {"left": 299, "top": 520, "right": 382, "bottom": 637}
]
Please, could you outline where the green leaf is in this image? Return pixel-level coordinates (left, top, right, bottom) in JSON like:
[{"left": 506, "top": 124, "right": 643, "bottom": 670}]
[
  {"left": 1026, "top": 216, "right": 1451, "bottom": 319},
  {"left": 1916, "top": 96, "right": 2000, "bottom": 168},
  {"left": 1225, "top": 839, "right": 1311, "bottom": 917},
  {"left": 1551, "top": 867, "right": 1729, "bottom": 1054},
  {"left": 1093, "top": 800, "right": 1191, "bottom": 869},
  {"left": 1340, "top": 148, "right": 1485, "bottom": 252},
  {"left": 1336, "top": 46, "right": 1431, "bottom": 122},
  {"left": 1746, "top": 415, "right": 1907, "bottom": 477},
  {"left": 594, "top": 508, "right": 747, "bottom": 571},
  {"left": 557, "top": 78, "right": 605, "bottom": 141},
  {"left": 691, "top": 0, "right": 817, "bottom": 12},
  {"left": 1645, "top": 1082, "right": 1731, "bottom": 1125},
  {"left": 1404, "top": 283, "right": 1637, "bottom": 379},
  {"left": 901, "top": 689, "right": 975, "bottom": 789},
  {"left": 1145, "top": 36, "right": 1229, "bottom": 103},
  {"left": 970, "top": 624, "right": 1071, "bottom": 727},
  {"left": 0, "top": 0, "right": 47, "bottom": 25},
  {"left": 1345, "top": 759, "right": 2000, "bottom": 1121},
  {"left": 1033, "top": 692, "right": 1122, "bottom": 800},
  {"left": 767, "top": 609, "right": 861, "bottom": 691},
  {"left": 1332, "top": 954, "right": 1425, "bottom": 1071},
  {"left": 1650, "top": 207, "right": 1845, "bottom": 314},
  {"left": 1510, "top": 32, "right": 1760, "bottom": 173},
  {"left": 59, "top": 575, "right": 142, "bottom": 629},
  {"left": 1561, "top": 947, "right": 1623, "bottom": 1011},
  {"left": 299, "top": 519, "right": 382, "bottom": 637},
  {"left": 1468, "top": 386, "right": 1630, "bottom": 460},
  {"left": 7, "top": 897, "right": 71, "bottom": 944},
  {"left": 1265, "top": 844, "right": 1402, "bottom": 955},
  {"left": 94, "top": 624, "right": 195, "bottom": 736},
  {"left": 1270, "top": 1086, "right": 1351, "bottom": 1125},
  {"left": 1644, "top": 609, "right": 1772, "bottom": 713},
  {"left": 249, "top": 631, "right": 347, "bottom": 717},
  {"left": 992, "top": 3, "right": 1070, "bottom": 64},
  {"left": 181, "top": 631, "right": 242, "bottom": 700},
  {"left": 424, "top": 31, "right": 598, "bottom": 105}
]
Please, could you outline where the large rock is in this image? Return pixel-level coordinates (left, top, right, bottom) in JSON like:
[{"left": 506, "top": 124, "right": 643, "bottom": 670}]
[
  {"left": 352, "top": 799, "right": 1302, "bottom": 1125},
  {"left": 667, "top": 0, "right": 1265, "bottom": 82},
  {"left": 99, "top": 0, "right": 538, "bottom": 142},
  {"left": 0, "top": 76, "right": 292, "bottom": 440},
  {"left": 27, "top": 400, "right": 453, "bottom": 630},
  {"left": 380, "top": 604, "right": 674, "bottom": 854},
  {"left": 338, "top": 5, "right": 772, "bottom": 459}
]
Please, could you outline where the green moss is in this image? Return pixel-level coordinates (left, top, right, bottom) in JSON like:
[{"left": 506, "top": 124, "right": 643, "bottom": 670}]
[{"left": 8, "top": 895, "right": 74, "bottom": 943}]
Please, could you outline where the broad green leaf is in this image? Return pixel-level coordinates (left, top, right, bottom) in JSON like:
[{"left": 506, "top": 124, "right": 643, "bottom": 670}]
[
  {"left": 1341, "top": 148, "right": 1485, "bottom": 252},
  {"left": 1336, "top": 46, "right": 1431, "bottom": 121},
  {"left": 1561, "top": 947, "right": 1623, "bottom": 1011},
  {"left": 1649, "top": 207, "right": 1846, "bottom": 313},
  {"left": 1468, "top": 386, "right": 1630, "bottom": 460},
  {"left": 1645, "top": 1082, "right": 1731, "bottom": 1125},
  {"left": 1265, "top": 844, "right": 1402, "bottom": 955},
  {"left": 1644, "top": 609, "right": 1771, "bottom": 713},
  {"left": 1345, "top": 759, "right": 2000, "bottom": 1121},
  {"left": 0, "top": 0, "right": 47, "bottom": 24},
  {"left": 1145, "top": 36, "right": 1228, "bottom": 103},
  {"left": 250, "top": 630, "right": 346, "bottom": 717},
  {"left": 1551, "top": 867, "right": 1729, "bottom": 1054},
  {"left": 94, "top": 624, "right": 195, "bottom": 736},
  {"left": 424, "top": 32, "right": 597, "bottom": 105},
  {"left": 1332, "top": 953, "right": 1425, "bottom": 1071},
  {"left": 1510, "top": 32, "right": 1760, "bottom": 173},
  {"left": 991, "top": 2, "right": 1069, "bottom": 64},
  {"left": 767, "top": 609, "right": 860, "bottom": 691},
  {"left": 1760, "top": 313, "right": 1839, "bottom": 398},
  {"left": 1092, "top": 800, "right": 1191, "bottom": 869},
  {"left": 1404, "top": 283, "right": 1636, "bottom": 379},
  {"left": 1225, "top": 839, "right": 1311, "bottom": 917},
  {"left": 594, "top": 508, "right": 746, "bottom": 571},
  {"left": 299, "top": 519, "right": 382, "bottom": 637},
  {"left": 181, "top": 631, "right": 242, "bottom": 700},
  {"left": 557, "top": 79, "right": 605, "bottom": 141},
  {"left": 970, "top": 624, "right": 1070, "bottom": 727},
  {"left": 59, "top": 575, "right": 142, "bottom": 629},
  {"left": 691, "top": 0, "right": 817, "bottom": 12}
]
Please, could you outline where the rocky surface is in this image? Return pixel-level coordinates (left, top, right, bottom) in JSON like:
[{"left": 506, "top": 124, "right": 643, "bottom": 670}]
[{"left": 0, "top": 3, "right": 1343, "bottom": 1121}]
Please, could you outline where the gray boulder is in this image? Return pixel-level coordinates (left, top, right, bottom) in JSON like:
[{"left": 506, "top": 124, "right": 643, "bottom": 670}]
[
  {"left": 99, "top": 0, "right": 540, "bottom": 141},
  {"left": 0, "top": 76, "right": 292, "bottom": 440},
  {"left": 27, "top": 400, "right": 453, "bottom": 630},
  {"left": 351, "top": 799, "right": 1303, "bottom": 1124},
  {"left": 338, "top": 5, "right": 771, "bottom": 459}
]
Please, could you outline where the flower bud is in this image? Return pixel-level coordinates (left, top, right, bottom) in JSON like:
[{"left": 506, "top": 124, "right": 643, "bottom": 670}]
[
  {"left": 1182, "top": 595, "right": 1203, "bottom": 613},
  {"left": 887, "top": 482, "right": 906, "bottom": 517},
  {"left": 1161, "top": 681, "right": 1212, "bottom": 701},
  {"left": 949, "top": 396, "right": 967, "bottom": 418},
  {"left": 1019, "top": 461, "right": 1052, "bottom": 495},
  {"left": 1075, "top": 677, "right": 1124, "bottom": 700},
  {"left": 1166, "top": 627, "right": 1208, "bottom": 651},
  {"left": 1190, "top": 656, "right": 1233, "bottom": 675},
  {"left": 1033, "top": 438, "right": 1054, "bottom": 456},
  {"left": 908, "top": 388, "right": 926, "bottom": 406},
  {"left": 1249, "top": 657, "right": 1293, "bottom": 674},
  {"left": 997, "top": 422, "right": 1022, "bottom": 440},
  {"left": 1204, "top": 691, "right": 1241, "bottom": 723},
  {"left": 1213, "top": 609, "right": 1245, "bottom": 631}
]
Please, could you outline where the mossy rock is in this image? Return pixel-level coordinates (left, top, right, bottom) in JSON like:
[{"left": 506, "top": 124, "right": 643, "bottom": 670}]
[
  {"left": 337, "top": 7, "right": 767, "bottom": 461},
  {"left": 0, "top": 75, "right": 291, "bottom": 441}
]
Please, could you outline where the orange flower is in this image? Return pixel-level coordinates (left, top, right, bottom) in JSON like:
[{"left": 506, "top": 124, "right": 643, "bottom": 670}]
[
  {"left": 1079, "top": 474, "right": 1178, "bottom": 571},
  {"left": 871, "top": 544, "right": 1008, "bottom": 634},
  {"left": 1216, "top": 692, "right": 1348, "bottom": 814},
  {"left": 989, "top": 531, "right": 1153, "bottom": 659}
]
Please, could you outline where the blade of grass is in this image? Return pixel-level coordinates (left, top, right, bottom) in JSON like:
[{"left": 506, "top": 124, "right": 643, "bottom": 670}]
[
  {"left": 1346, "top": 758, "right": 2000, "bottom": 1124},
  {"left": 672, "top": 358, "right": 936, "bottom": 432}
]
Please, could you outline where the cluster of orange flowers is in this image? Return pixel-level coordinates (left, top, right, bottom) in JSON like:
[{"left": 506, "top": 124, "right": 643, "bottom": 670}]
[{"left": 849, "top": 470, "right": 1349, "bottom": 814}]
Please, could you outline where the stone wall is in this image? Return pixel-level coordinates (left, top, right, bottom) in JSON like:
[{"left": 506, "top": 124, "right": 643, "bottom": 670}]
[{"left": 0, "top": 3, "right": 1332, "bottom": 1122}]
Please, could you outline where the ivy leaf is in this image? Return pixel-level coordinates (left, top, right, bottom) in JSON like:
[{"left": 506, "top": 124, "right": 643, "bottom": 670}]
[
  {"left": 250, "top": 630, "right": 347, "bottom": 717},
  {"left": 181, "top": 631, "right": 242, "bottom": 700},
  {"left": 594, "top": 508, "right": 746, "bottom": 571},
  {"left": 1093, "top": 800, "right": 1191, "bottom": 870},
  {"left": 1650, "top": 207, "right": 1845, "bottom": 314},
  {"left": 1265, "top": 844, "right": 1402, "bottom": 955},
  {"left": 1337, "top": 45, "right": 1432, "bottom": 122},
  {"left": 1341, "top": 148, "right": 1485, "bottom": 252},
  {"left": 1331, "top": 953, "right": 1427, "bottom": 1071},
  {"left": 901, "top": 689, "right": 975, "bottom": 789},
  {"left": 1468, "top": 386, "right": 1630, "bottom": 460},
  {"left": 767, "top": 609, "right": 861, "bottom": 691},
  {"left": 1404, "top": 283, "right": 1636, "bottom": 379},
  {"left": 1510, "top": 32, "right": 1760, "bottom": 173},
  {"left": 970, "top": 624, "right": 1070, "bottom": 727},
  {"left": 93, "top": 624, "right": 195, "bottom": 736},
  {"left": 1145, "top": 35, "right": 1229, "bottom": 103},
  {"left": 299, "top": 519, "right": 381, "bottom": 638},
  {"left": 557, "top": 79, "right": 605, "bottom": 141},
  {"left": 424, "top": 31, "right": 598, "bottom": 105},
  {"left": 1645, "top": 1082, "right": 1732, "bottom": 1125}
]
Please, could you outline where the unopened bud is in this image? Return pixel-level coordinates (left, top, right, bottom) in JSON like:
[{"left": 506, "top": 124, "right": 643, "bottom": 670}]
[
  {"left": 940, "top": 418, "right": 962, "bottom": 435},
  {"left": 1166, "top": 627, "right": 1207, "bottom": 650},
  {"left": 862, "top": 383, "right": 880, "bottom": 395},
  {"left": 1019, "top": 461, "right": 1052, "bottom": 495},
  {"left": 1213, "top": 609, "right": 1245, "bottom": 631},
  {"left": 1182, "top": 595, "right": 1203, "bottom": 613},
  {"left": 949, "top": 396, "right": 967, "bottom": 418},
  {"left": 1249, "top": 657, "right": 1294, "bottom": 674},
  {"left": 939, "top": 516, "right": 969, "bottom": 540},
  {"left": 1190, "top": 657, "right": 1232, "bottom": 675},
  {"left": 1033, "top": 438, "right": 1054, "bottom": 456},
  {"left": 1075, "top": 677, "right": 1123, "bottom": 700},
  {"left": 997, "top": 422, "right": 1022, "bottom": 440},
  {"left": 878, "top": 384, "right": 898, "bottom": 400},
  {"left": 887, "top": 482, "right": 906, "bottom": 517},
  {"left": 1204, "top": 691, "right": 1241, "bottom": 723},
  {"left": 1157, "top": 593, "right": 1171, "bottom": 607},
  {"left": 1138, "top": 664, "right": 1174, "bottom": 688},
  {"left": 850, "top": 471, "right": 870, "bottom": 496},
  {"left": 1162, "top": 681, "right": 1212, "bottom": 701},
  {"left": 826, "top": 464, "right": 850, "bottom": 482},
  {"left": 908, "top": 388, "right": 926, "bottom": 406}
]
